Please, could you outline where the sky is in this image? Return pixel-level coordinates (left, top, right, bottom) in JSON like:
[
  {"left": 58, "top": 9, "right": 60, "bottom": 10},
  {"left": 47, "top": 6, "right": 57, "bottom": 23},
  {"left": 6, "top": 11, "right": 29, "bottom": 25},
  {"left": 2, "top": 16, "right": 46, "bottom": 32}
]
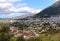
[{"left": 0, "top": 0, "right": 58, "bottom": 18}]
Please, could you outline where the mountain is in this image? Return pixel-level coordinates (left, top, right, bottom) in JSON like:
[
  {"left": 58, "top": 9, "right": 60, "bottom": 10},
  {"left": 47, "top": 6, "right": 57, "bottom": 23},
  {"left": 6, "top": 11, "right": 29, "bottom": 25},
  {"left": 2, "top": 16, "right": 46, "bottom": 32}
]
[
  {"left": 34, "top": 1, "right": 60, "bottom": 18},
  {"left": 0, "top": 18, "right": 8, "bottom": 20}
]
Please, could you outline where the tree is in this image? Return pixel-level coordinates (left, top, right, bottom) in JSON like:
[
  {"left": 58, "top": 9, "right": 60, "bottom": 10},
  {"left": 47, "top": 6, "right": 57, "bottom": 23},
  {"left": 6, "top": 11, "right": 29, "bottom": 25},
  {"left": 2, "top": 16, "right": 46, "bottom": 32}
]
[
  {"left": 17, "top": 36, "right": 25, "bottom": 41},
  {"left": 0, "top": 24, "right": 12, "bottom": 41}
]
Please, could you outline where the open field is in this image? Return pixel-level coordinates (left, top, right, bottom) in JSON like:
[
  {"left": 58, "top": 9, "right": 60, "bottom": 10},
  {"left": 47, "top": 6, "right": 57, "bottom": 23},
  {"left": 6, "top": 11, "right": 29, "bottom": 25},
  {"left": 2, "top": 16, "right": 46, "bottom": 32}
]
[{"left": 38, "top": 33, "right": 60, "bottom": 41}]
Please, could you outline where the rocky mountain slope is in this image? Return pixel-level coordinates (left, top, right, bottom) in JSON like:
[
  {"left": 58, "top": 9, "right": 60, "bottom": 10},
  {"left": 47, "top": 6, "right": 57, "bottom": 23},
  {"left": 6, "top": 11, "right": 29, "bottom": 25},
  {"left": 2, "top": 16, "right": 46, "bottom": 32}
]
[{"left": 34, "top": 0, "right": 60, "bottom": 18}]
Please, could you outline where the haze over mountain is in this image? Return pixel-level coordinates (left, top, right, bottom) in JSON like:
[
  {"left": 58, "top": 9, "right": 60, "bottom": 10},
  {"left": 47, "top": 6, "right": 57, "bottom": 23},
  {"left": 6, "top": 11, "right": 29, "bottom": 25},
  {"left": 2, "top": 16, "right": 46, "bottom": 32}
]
[{"left": 34, "top": 0, "right": 60, "bottom": 18}]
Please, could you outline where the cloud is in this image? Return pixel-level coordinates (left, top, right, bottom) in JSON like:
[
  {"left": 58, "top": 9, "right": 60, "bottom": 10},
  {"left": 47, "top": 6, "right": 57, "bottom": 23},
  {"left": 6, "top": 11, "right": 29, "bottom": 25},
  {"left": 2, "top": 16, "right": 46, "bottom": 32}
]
[
  {"left": 16, "top": 3, "right": 27, "bottom": 7},
  {"left": 0, "top": 7, "right": 41, "bottom": 18},
  {"left": 0, "top": 0, "right": 21, "bottom": 3},
  {"left": 16, "top": 7, "right": 41, "bottom": 14},
  {"left": 0, "top": 0, "right": 5, "bottom": 2},
  {"left": 0, "top": 3, "right": 13, "bottom": 14},
  {"left": 0, "top": 3, "right": 12, "bottom": 9},
  {"left": 56, "top": 0, "right": 59, "bottom": 1},
  {"left": 8, "top": 0, "right": 21, "bottom": 2},
  {"left": 0, "top": 0, "right": 41, "bottom": 18}
]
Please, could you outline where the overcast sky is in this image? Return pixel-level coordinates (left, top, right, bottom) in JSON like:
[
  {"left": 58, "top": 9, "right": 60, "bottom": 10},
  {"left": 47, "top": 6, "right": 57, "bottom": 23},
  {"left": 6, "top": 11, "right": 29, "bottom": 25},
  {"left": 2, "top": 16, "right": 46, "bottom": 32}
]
[{"left": 0, "top": 0, "right": 57, "bottom": 18}]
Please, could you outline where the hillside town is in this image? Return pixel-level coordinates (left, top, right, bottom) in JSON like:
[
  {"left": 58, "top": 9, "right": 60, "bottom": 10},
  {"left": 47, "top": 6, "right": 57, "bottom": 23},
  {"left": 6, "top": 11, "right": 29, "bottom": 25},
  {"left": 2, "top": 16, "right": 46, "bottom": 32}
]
[
  {"left": 0, "top": 17, "right": 60, "bottom": 41},
  {"left": 3, "top": 17, "right": 59, "bottom": 39}
]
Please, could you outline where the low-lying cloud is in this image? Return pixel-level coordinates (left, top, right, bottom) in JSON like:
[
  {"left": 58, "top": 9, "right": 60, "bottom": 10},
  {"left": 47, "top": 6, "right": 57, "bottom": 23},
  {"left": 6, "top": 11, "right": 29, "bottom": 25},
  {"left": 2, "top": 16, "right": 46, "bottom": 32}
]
[{"left": 0, "top": 0, "right": 41, "bottom": 18}]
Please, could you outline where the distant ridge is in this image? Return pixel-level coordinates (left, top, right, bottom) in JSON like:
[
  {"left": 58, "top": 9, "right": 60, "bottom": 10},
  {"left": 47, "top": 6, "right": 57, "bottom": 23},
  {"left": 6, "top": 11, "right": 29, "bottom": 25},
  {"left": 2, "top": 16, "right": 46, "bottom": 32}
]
[{"left": 0, "top": 18, "right": 6, "bottom": 20}]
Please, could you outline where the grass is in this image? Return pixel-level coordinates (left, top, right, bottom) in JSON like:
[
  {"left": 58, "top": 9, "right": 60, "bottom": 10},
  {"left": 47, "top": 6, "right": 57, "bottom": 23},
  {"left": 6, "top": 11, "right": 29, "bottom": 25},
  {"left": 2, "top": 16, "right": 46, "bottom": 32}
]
[
  {"left": 39, "top": 33, "right": 60, "bottom": 41},
  {"left": 10, "top": 37, "right": 17, "bottom": 41}
]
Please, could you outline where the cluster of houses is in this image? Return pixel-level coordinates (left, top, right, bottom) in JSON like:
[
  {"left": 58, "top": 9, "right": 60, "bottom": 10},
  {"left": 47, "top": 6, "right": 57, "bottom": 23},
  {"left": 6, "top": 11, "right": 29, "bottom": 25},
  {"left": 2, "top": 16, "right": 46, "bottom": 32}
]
[
  {"left": 10, "top": 26, "right": 22, "bottom": 37},
  {"left": 8, "top": 17, "right": 60, "bottom": 39},
  {"left": 10, "top": 26, "right": 40, "bottom": 39}
]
